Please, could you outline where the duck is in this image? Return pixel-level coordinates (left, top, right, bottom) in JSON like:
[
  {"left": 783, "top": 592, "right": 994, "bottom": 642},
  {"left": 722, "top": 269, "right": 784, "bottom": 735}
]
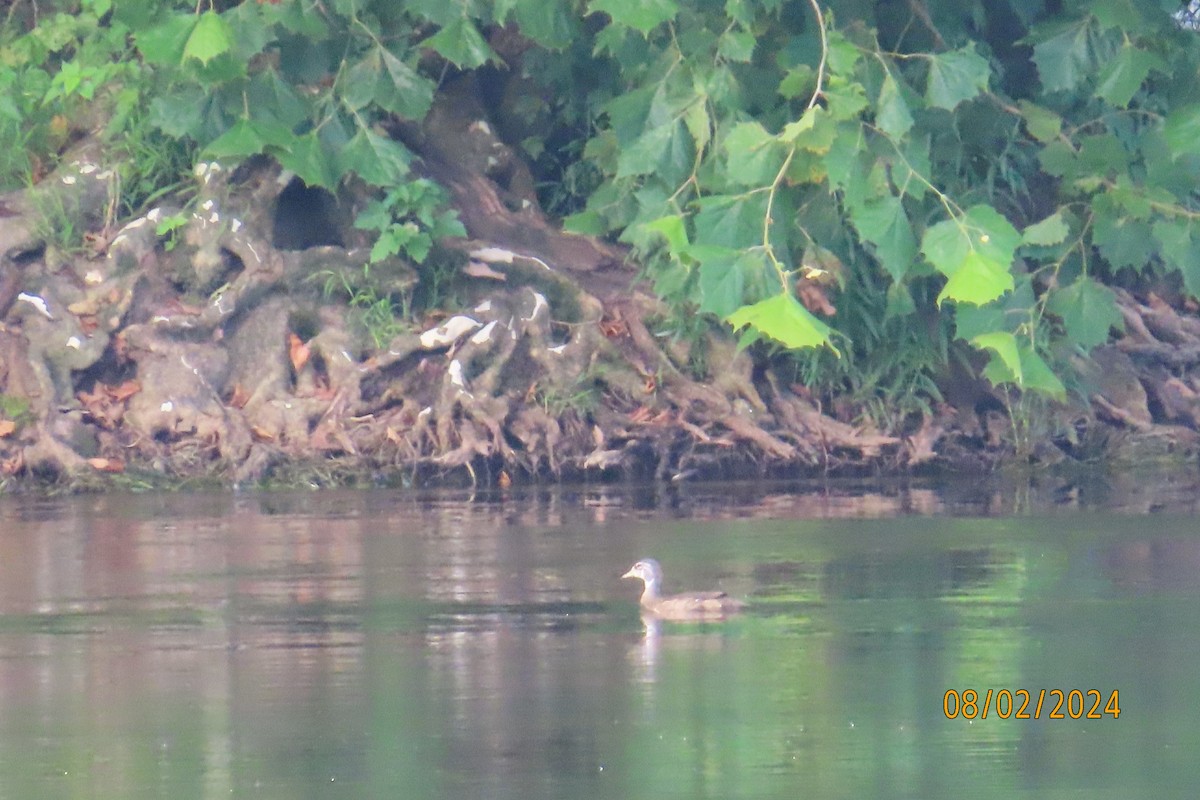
[{"left": 621, "top": 558, "right": 745, "bottom": 620}]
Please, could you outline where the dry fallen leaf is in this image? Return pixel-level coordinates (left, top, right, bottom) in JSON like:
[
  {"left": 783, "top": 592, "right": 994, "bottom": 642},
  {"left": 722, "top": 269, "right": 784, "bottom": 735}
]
[
  {"left": 0, "top": 419, "right": 15, "bottom": 437},
  {"left": 288, "top": 332, "right": 310, "bottom": 372},
  {"left": 229, "top": 383, "right": 250, "bottom": 408},
  {"left": 498, "top": 470, "right": 511, "bottom": 488},
  {"left": 251, "top": 425, "right": 275, "bottom": 442},
  {"left": 87, "top": 457, "right": 125, "bottom": 473},
  {"left": 108, "top": 380, "right": 141, "bottom": 401}
]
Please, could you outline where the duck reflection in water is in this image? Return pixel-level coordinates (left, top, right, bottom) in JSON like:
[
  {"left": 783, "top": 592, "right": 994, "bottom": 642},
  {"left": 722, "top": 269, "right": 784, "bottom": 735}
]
[{"left": 621, "top": 558, "right": 745, "bottom": 621}]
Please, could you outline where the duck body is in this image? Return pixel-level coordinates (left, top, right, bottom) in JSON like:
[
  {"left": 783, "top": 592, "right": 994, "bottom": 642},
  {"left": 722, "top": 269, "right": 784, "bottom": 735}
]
[{"left": 622, "top": 558, "right": 744, "bottom": 620}]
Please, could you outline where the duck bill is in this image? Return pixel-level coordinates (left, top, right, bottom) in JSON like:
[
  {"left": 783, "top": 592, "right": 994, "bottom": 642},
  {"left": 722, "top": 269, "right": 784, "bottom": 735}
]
[{"left": 621, "top": 567, "right": 637, "bottom": 579}]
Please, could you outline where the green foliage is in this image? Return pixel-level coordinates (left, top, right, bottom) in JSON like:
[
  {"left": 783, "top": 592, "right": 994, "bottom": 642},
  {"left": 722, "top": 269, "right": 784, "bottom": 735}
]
[
  {"left": 0, "top": 394, "right": 34, "bottom": 430},
  {"left": 5, "top": 0, "right": 1200, "bottom": 412},
  {"left": 354, "top": 179, "right": 465, "bottom": 266},
  {"left": 567, "top": 0, "right": 1200, "bottom": 404}
]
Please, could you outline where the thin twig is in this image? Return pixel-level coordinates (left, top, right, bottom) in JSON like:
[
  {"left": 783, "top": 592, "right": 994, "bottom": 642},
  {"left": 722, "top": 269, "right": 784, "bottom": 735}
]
[{"left": 805, "top": 0, "right": 828, "bottom": 111}]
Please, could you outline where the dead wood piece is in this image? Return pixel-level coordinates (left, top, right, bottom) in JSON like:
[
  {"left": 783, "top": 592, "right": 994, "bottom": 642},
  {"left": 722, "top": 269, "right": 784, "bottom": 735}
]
[
  {"left": 906, "top": 415, "right": 944, "bottom": 466},
  {"left": 1152, "top": 375, "right": 1200, "bottom": 428},
  {"left": 1092, "top": 393, "right": 1154, "bottom": 431},
  {"left": 1142, "top": 293, "right": 1200, "bottom": 347},
  {"left": 720, "top": 413, "right": 796, "bottom": 460},
  {"left": 1116, "top": 341, "right": 1200, "bottom": 367}
]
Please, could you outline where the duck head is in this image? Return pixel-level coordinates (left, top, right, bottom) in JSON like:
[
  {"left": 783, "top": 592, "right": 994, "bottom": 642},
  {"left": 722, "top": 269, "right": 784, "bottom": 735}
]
[{"left": 622, "top": 558, "right": 664, "bottom": 598}]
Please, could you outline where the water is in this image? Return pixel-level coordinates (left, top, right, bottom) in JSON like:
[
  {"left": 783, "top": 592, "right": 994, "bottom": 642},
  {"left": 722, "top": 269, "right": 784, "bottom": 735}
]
[{"left": 0, "top": 482, "right": 1198, "bottom": 798}]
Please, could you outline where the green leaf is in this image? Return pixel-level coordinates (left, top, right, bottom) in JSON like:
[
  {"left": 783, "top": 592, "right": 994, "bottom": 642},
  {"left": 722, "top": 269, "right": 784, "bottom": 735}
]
[
  {"left": 1153, "top": 219, "right": 1200, "bottom": 297},
  {"left": 924, "top": 46, "right": 989, "bottom": 110},
  {"left": 781, "top": 107, "right": 836, "bottom": 154},
  {"left": 562, "top": 210, "right": 606, "bottom": 235},
  {"left": 692, "top": 193, "right": 771, "bottom": 250},
  {"left": 971, "top": 331, "right": 1023, "bottom": 383},
  {"left": 514, "top": 0, "right": 577, "bottom": 48},
  {"left": 1095, "top": 42, "right": 1165, "bottom": 108},
  {"left": 778, "top": 66, "right": 815, "bottom": 100},
  {"left": 683, "top": 102, "right": 711, "bottom": 155},
  {"left": 718, "top": 30, "right": 756, "bottom": 62},
  {"left": 694, "top": 246, "right": 747, "bottom": 318},
  {"left": 339, "top": 128, "right": 412, "bottom": 185},
  {"left": 726, "top": 293, "right": 835, "bottom": 352},
  {"left": 849, "top": 195, "right": 917, "bottom": 281},
  {"left": 135, "top": 13, "right": 196, "bottom": 66},
  {"left": 420, "top": 18, "right": 495, "bottom": 69},
  {"left": 148, "top": 87, "right": 207, "bottom": 138},
  {"left": 202, "top": 119, "right": 269, "bottom": 159},
  {"left": 184, "top": 10, "right": 233, "bottom": 66},
  {"left": 939, "top": 250, "right": 1015, "bottom": 306},
  {"left": 1092, "top": 213, "right": 1155, "bottom": 270},
  {"left": 923, "top": 205, "right": 1021, "bottom": 270},
  {"left": 616, "top": 120, "right": 693, "bottom": 184},
  {"left": 275, "top": 131, "right": 336, "bottom": 190},
  {"left": 1030, "top": 16, "right": 1102, "bottom": 93},
  {"left": 1163, "top": 104, "right": 1200, "bottom": 159},
  {"left": 724, "top": 121, "right": 786, "bottom": 186},
  {"left": 642, "top": 215, "right": 689, "bottom": 253},
  {"left": 589, "top": 0, "right": 678, "bottom": 35},
  {"left": 876, "top": 73, "right": 913, "bottom": 138},
  {"left": 376, "top": 48, "right": 435, "bottom": 120},
  {"left": 923, "top": 205, "right": 1021, "bottom": 305},
  {"left": 1047, "top": 276, "right": 1122, "bottom": 349},
  {"left": 1015, "top": 343, "right": 1066, "bottom": 400},
  {"left": 1021, "top": 212, "right": 1068, "bottom": 246},
  {"left": 824, "top": 80, "right": 869, "bottom": 121},
  {"left": 975, "top": 334, "right": 1065, "bottom": 399},
  {"left": 247, "top": 69, "right": 309, "bottom": 129},
  {"left": 222, "top": 1, "right": 274, "bottom": 62},
  {"left": 1017, "top": 100, "right": 1062, "bottom": 143}
]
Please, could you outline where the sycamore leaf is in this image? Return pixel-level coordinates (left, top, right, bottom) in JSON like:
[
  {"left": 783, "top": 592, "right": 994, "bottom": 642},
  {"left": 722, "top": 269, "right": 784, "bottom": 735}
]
[
  {"left": 971, "top": 331, "right": 1022, "bottom": 383},
  {"left": 1092, "top": 213, "right": 1155, "bottom": 270},
  {"left": 939, "top": 250, "right": 1015, "bottom": 306},
  {"left": 588, "top": 0, "right": 677, "bottom": 34},
  {"left": 1030, "top": 16, "right": 1103, "bottom": 94},
  {"left": 135, "top": 13, "right": 196, "bottom": 66},
  {"left": 203, "top": 119, "right": 269, "bottom": 158},
  {"left": 1017, "top": 100, "right": 1062, "bottom": 143},
  {"left": 724, "top": 121, "right": 786, "bottom": 186},
  {"left": 1095, "top": 42, "right": 1166, "bottom": 108},
  {"left": 726, "top": 293, "right": 836, "bottom": 352},
  {"left": 923, "top": 205, "right": 1021, "bottom": 305},
  {"left": 275, "top": 132, "right": 336, "bottom": 190},
  {"left": 976, "top": 333, "right": 1066, "bottom": 399},
  {"left": 718, "top": 29, "right": 755, "bottom": 62},
  {"left": 925, "top": 46, "right": 989, "bottom": 110},
  {"left": 338, "top": 128, "right": 412, "bottom": 185},
  {"left": 1153, "top": 218, "right": 1200, "bottom": 298},
  {"left": 1021, "top": 212, "right": 1068, "bottom": 246},
  {"left": 642, "top": 215, "right": 689, "bottom": 253},
  {"left": 183, "top": 10, "right": 233, "bottom": 66},
  {"left": 876, "top": 72, "right": 913, "bottom": 138},
  {"left": 850, "top": 195, "right": 917, "bottom": 281},
  {"left": 616, "top": 120, "right": 692, "bottom": 183},
  {"left": 694, "top": 246, "right": 746, "bottom": 318},
  {"left": 378, "top": 48, "right": 435, "bottom": 120},
  {"left": 513, "top": 0, "right": 577, "bottom": 48},
  {"left": 1163, "top": 104, "right": 1200, "bottom": 159},
  {"left": 1046, "top": 276, "right": 1122, "bottom": 349},
  {"left": 420, "top": 18, "right": 496, "bottom": 69},
  {"left": 692, "top": 192, "right": 770, "bottom": 250}
]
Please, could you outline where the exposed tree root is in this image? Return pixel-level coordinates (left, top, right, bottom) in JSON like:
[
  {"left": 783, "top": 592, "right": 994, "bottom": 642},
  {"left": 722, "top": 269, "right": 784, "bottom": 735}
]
[{"left": 6, "top": 92, "right": 1200, "bottom": 488}]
